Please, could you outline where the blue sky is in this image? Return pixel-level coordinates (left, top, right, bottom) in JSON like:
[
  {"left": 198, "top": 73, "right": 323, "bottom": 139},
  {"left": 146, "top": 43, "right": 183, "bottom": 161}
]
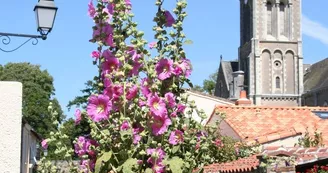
[{"left": 1, "top": 0, "right": 328, "bottom": 118}]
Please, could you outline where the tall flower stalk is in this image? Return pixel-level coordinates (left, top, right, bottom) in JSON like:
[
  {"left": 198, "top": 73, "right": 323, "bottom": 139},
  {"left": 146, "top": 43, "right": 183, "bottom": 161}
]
[{"left": 39, "top": 1, "right": 257, "bottom": 173}]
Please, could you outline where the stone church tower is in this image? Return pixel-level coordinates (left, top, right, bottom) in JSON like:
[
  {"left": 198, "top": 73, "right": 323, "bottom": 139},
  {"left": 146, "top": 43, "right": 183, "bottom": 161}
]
[{"left": 238, "top": 0, "right": 303, "bottom": 106}]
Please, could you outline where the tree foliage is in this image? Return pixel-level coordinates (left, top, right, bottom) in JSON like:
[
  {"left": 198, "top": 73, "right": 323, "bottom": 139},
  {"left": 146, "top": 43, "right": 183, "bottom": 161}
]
[
  {"left": 192, "top": 70, "right": 217, "bottom": 95},
  {"left": 0, "top": 62, "right": 64, "bottom": 137}
]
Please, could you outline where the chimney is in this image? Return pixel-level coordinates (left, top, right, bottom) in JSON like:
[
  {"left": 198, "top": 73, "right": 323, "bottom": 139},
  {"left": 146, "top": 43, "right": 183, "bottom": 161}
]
[
  {"left": 235, "top": 90, "right": 252, "bottom": 106},
  {"left": 230, "top": 71, "right": 244, "bottom": 100}
]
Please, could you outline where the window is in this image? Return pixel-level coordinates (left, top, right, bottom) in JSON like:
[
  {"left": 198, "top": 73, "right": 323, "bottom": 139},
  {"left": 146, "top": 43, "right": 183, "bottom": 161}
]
[
  {"left": 276, "top": 77, "right": 281, "bottom": 89},
  {"left": 279, "top": 2, "right": 285, "bottom": 36},
  {"left": 267, "top": 2, "right": 273, "bottom": 35}
]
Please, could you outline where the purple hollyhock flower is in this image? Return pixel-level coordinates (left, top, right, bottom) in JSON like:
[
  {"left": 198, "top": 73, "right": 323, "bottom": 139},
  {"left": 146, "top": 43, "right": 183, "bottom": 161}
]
[
  {"left": 147, "top": 94, "right": 167, "bottom": 117},
  {"left": 88, "top": 0, "right": 97, "bottom": 18},
  {"left": 41, "top": 139, "right": 48, "bottom": 149},
  {"left": 132, "top": 123, "right": 144, "bottom": 144},
  {"left": 91, "top": 51, "right": 100, "bottom": 60},
  {"left": 174, "top": 58, "right": 192, "bottom": 78},
  {"left": 102, "top": 50, "right": 120, "bottom": 75},
  {"left": 103, "top": 77, "right": 112, "bottom": 88},
  {"left": 177, "top": 103, "right": 186, "bottom": 113},
  {"left": 169, "top": 130, "right": 184, "bottom": 145},
  {"left": 153, "top": 162, "right": 165, "bottom": 173},
  {"left": 87, "top": 94, "right": 112, "bottom": 122},
  {"left": 105, "top": 34, "right": 115, "bottom": 47},
  {"left": 74, "top": 137, "right": 98, "bottom": 158},
  {"left": 120, "top": 120, "right": 130, "bottom": 131},
  {"left": 92, "top": 23, "right": 113, "bottom": 41},
  {"left": 74, "top": 109, "right": 82, "bottom": 125},
  {"left": 155, "top": 58, "right": 174, "bottom": 80},
  {"left": 164, "top": 11, "right": 175, "bottom": 27},
  {"left": 165, "top": 92, "right": 176, "bottom": 108},
  {"left": 151, "top": 113, "right": 172, "bottom": 136},
  {"left": 147, "top": 147, "right": 166, "bottom": 164},
  {"left": 126, "top": 85, "right": 138, "bottom": 100}
]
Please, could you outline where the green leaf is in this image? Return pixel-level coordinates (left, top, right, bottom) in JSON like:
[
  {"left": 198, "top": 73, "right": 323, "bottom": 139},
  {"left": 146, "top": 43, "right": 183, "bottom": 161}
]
[
  {"left": 120, "top": 129, "right": 133, "bottom": 141},
  {"left": 95, "top": 151, "right": 112, "bottom": 173},
  {"left": 165, "top": 157, "right": 185, "bottom": 173},
  {"left": 172, "top": 145, "right": 180, "bottom": 154},
  {"left": 122, "top": 158, "right": 138, "bottom": 173},
  {"left": 183, "top": 39, "right": 193, "bottom": 45}
]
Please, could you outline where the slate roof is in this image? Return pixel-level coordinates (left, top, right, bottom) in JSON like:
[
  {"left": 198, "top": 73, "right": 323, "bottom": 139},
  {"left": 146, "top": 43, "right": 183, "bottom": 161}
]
[
  {"left": 304, "top": 58, "right": 328, "bottom": 92},
  {"left": 202, "top": 146, "right": 328, "bottom": 173},
  {"left": 206, "top": 106, "right": 328, "bottom": 145},
  {"left": 220, "top": 61, "right": 239, "bottom": 90}
]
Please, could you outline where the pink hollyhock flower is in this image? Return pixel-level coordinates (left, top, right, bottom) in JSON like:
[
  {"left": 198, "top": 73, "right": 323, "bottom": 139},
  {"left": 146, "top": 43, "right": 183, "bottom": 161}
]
[
  {"left": 104, "top": 84, "right": 123, "bottom": 102},
  {"left": 174, "top": 58, "right": 192, "bottom": 78},
  {"left": 74, "top": 136, "right": 89, "bottom": 157},
  {"left": 87, "top": 94, "right": 112, "bottom": 122},
  {"left": 102, "top": 50, "right": 120, "bottom": 75},
  {"left": 92, "top": 23, "right": 113, "bottom": 41},
  {"left": 177, "top": 103, "right": 186, "bottom": 113},
  {"left": 164, "top": 11, "right": 175, "bottom": 27},
  {"left": 91, "top": 51, "right": 100, "bottom": 60},
  {"left": 103, "top": 77, "right": 112, "bottom": 87},
  {"left": 151, "top": 113, "right": 172, "bottom": 136},
  {"left": 103, "top": 3, "right": 114, "bottom": 19},
  {"left": 169, "top": 130, "right": 184, "bottom": 145},
  {"left": 213, "top": 139, "right": 224, "bottom": 148},
  {"left": 75, "top": 109, "right": 81, "bottom": 125},
  {"left": 137, "top": 160, "right": 143, "bottom": 165},
  {"left": 126, "top": 85, "right": 138, "bottom": 100},
  {"left": 41, "top": 139, "right": 48, "bottom": 149},
  {"left": 141, "top": 78, "right": 151, "bottom": 97},
  {"left": 88, "top": 0, "right": 97, "bottom": 18},
  {"left": 170, "top": 111, "right": 177, "bottom": 118},
  {"left": 125, "top": 0, "right": 132, "bottom": 7},
  {"left": 138, "top": 100, "right": 146, "bottom": 107},
  {"left": 105, "top": 34, "right": 115, "bottom": 47},
  {"left": 165, "top": 92, "right": 176, "bottom": 108},
  {"left": 149, "top": 42, "right": 157, "bottom": 49},
  {"left": 80, "top": 159, "right": 96, "bottom": 172},
  {"left": 153, "top": 162, "right": 165, "bottom": 173},
  {"left": 133, "top": 123, "right": 144, "bottom": 144},
  {"left": 155, "top": 58, "right": 174, "bottom": 80},
  {"left": 120, "top": 120, "right": 130, "bottom": 131},
  {"left": 74, "top": 137, "right": 98, "bottom": 158},
  {"left": 147, "top": 147, "right": 165, "bottom": 164},
  {"left": 147, "top": 94, "right": 167, "bottom": 117}
]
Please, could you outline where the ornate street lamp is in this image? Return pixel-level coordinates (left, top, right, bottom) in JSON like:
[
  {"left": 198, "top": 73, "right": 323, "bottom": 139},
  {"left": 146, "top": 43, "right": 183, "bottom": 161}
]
[{"left": 0, "top": 0, "right": 58, "bottom": 53}]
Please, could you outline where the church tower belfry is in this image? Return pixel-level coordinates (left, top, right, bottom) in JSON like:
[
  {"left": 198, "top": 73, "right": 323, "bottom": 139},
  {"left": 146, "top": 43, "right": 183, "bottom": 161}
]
[{"left": 239, "top": 0, "right": 303, "bottom": 106}]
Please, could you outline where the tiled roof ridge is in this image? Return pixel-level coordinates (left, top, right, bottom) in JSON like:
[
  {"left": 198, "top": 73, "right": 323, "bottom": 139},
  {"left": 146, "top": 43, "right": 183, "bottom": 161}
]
[
  {"left": 245, "top": 127, "right": 302, "bottom": 145},
  {"left": 215, "top": 105, "right": 328, "bottom": 111}
]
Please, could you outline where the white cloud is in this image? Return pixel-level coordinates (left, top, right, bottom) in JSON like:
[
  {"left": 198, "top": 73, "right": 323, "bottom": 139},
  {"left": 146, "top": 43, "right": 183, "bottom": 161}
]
[{"left": 302, "top": 14, "right": 328, "bottom": 46}]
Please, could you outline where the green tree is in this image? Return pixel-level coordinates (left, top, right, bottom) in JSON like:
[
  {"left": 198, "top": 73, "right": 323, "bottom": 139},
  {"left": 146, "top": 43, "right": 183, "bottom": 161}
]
[
  {"left": 192, "top": 70, "right": 218, "bottom": 95},
  {"left": 67, "top": 80, "right": 98, "bottom": 110},
  {"left": 0, "top": 62, "right": 64, "bottom": 137}
]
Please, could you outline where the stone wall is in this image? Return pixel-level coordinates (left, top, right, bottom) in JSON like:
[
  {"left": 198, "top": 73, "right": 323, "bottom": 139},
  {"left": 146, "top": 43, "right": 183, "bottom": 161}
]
[
  {"left": 0, "top": 82, "right": 23, "bottom": 172},
  {"left": 51, "top": 160, "right": 80, "bottom": 173}
]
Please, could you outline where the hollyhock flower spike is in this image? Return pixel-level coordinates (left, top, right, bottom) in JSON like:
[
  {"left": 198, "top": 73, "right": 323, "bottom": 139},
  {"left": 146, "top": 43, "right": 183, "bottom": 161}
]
[
  {"left": 155, "top": 58, "right": 174, "bottom": 80},
  {"left": 126, "top": 85, "right": 138, "bottom": 100},
  {"left": 164, "top": 10, "right": 175, "bottom": 27},
  {"left": 74, "top": 109, "right": 81, "bottom": 125},
  {"left": 87, "top": 94, "right": 112, "bottom": 122}
]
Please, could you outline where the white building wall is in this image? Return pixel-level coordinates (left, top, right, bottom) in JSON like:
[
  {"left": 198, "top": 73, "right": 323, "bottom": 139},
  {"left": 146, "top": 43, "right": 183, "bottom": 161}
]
[
  {"left": 185, "top": 91, "right": 234, "bottom": 125},
  {"left": 0, "top": 82, "right": 23, "bottom": 172}
]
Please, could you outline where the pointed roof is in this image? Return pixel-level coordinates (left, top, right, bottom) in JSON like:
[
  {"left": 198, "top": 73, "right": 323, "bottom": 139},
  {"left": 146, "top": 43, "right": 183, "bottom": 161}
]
[
  {"left": 220, "top": 60, "right": 238, "bottom": 90},
  {"left": 304, "top": 58, "right": 328, "bottom": 92}
]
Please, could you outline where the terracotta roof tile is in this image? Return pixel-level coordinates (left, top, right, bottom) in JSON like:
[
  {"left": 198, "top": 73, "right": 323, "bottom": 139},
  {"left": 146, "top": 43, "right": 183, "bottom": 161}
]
[
  {"left": 202, "top": 146, "right": 328, "bottom": 173},
  {"left": 206, "top": 106, "right": 328, "bottom": 145},
  {"left": 203, "top": 155, "right": 260, "bottom": 173}
]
